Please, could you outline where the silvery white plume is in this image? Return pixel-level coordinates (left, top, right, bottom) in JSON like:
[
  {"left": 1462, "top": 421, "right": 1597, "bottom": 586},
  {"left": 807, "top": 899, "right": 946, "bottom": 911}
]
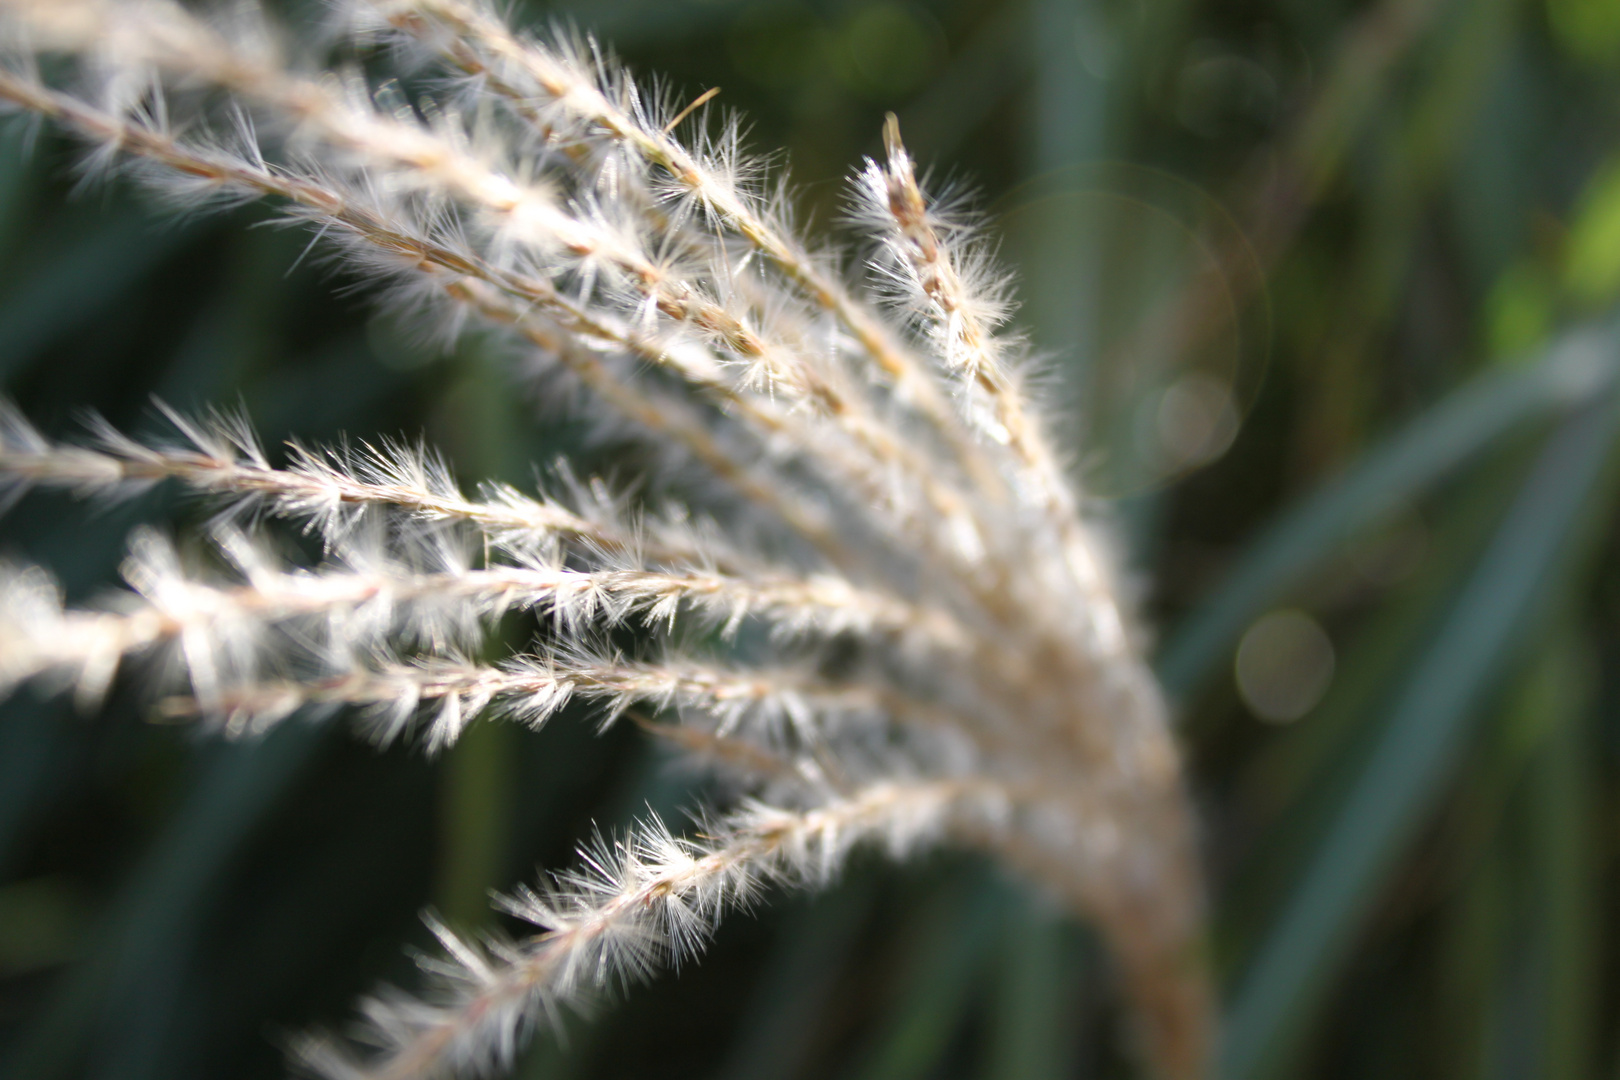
[{"left": 0, "top": 1, "right": 1211, "bottom": 1076}]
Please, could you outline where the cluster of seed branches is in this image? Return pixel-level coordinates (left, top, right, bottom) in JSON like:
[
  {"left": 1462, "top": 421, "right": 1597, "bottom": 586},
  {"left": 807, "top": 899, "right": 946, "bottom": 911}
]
[{"left": 0, "top": 0, "right": 1210, "bottom": 1076}]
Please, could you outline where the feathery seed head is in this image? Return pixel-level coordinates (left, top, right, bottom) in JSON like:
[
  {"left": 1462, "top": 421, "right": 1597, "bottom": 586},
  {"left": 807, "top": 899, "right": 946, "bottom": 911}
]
[{"left": 0, "top": 1, "right": 1211, "bottom": 1076}]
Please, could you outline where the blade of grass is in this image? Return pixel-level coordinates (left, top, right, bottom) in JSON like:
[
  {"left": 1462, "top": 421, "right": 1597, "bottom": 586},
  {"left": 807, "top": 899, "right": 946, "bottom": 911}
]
[
  {"left": 717, "top": 875, "right": 877, "bottom": 1080},
  {"left": 1427, "top": 625, "right": 1587, "bottom": 1077},
  {"left": 896, "top": 3, "right": 1026, "bottom": 160},
  {"left": 0, "top": 696, "right": 71, "bottom": 876},
  {"left": 1523, "top": 635, "right": 1596, "bottom": 1080},
  {"left": 982, "top": 897, "right": 1086, "bottom": 1080},
  {"left": 548, "top": 0, "right": 752, "bottom": 44},
  {"left": 1010, "top": 0, "right": 1118, "bottom": 404},
  {"left": 0, "top": 122, "right": 38, "bottom": 257},
  {"left": 1159, "top": 315, "right": 1620, "bottom": 697},
  {"left": 1218, "top": 380, "right": 1620, "bottom": 1080},
  {"left": 845, "top": 869, "right": 1005, "bottom": 1080},
  {"left": 1437, "top": 833, "right": 1509, "bottom": 1077},
  {"left": 1214, "top": 442, "right": 1528, "bottom": 968},
  {"left": 0, "top": 212, "right": 201, "bottom": 380},
  {"left": 5, "top": 722, "right": 323, "bottom": 1079}
]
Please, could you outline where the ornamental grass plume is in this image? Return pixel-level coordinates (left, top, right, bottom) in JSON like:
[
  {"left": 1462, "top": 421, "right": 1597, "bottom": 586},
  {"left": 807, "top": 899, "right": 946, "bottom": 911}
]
[{"left": 0, "top": 0, "right": 1211, "bottom": 1076}]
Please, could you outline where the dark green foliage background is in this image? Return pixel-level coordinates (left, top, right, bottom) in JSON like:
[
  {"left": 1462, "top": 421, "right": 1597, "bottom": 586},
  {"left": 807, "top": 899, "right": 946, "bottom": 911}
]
[{"left": 3, "top": 0, "right": 1620, "bottom": 1077}]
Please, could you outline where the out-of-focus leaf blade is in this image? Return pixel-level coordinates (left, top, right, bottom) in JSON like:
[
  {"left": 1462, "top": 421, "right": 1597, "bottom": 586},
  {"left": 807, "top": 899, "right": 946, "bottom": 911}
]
[
  {"left": 0, "top": 214, "right": 200, "bottom": 380},
  {"left": 982, "top": 898, "right": 1084, "bottom": 1080},
  {"left": 6, "top": 722, "right": 322, "bottom": 1079},
  {"left": 0, "top": 123, "right": 38, "bottom": 257},
  {"left": 1214, "top": 455, "right": 1521, "bottom": 969},
  {"left": 0, "top": 696, "right": 70, "bottom": 876},
  {"left": 896, "top": 3, "right": 1025, "bottom": 159},
  {"left": 717, "top": 876, "right": 875, "bottom": 1080},
  {"left": 547, "top": 0, "right": 751, "bottom": 43},
  {"left": 846, "top": 870, "right": 1004, "bottom": 1080},
  {"left": 1159, "top": 316, "right": 1620, "bottom": 697},
  {"left": 1218, "top": 379, "right": 1620, "bottom": 1080},
  {"left": 1523, "top": 635, "right": 1596, "bottom": 1080}
]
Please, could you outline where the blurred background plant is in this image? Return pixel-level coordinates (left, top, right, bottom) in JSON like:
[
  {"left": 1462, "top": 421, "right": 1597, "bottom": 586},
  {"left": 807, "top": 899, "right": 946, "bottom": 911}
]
[{"left": 2, "top": 0, "right": 1620, "bottom": 1077}]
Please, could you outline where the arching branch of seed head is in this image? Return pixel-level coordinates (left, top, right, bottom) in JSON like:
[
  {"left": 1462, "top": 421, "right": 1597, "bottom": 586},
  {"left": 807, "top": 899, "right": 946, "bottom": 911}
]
[
  {"left": 352, "top": 0, "right": 1002, "bottom": 492},
  {"left": 0, "top": 65, "right": 867, "bottom": 569},
  {"left": 293, "top": 778, "right": 1016, "bottom": 1080},
  {"left": 2, "top": 0, "right": 996, "bottom": 570},
  {"left": 860, "top": 116, "right": 1143, "bottom": 673}
]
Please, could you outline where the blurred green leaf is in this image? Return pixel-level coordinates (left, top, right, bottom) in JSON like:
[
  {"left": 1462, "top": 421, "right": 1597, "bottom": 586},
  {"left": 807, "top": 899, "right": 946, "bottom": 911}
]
[
  {"left": 1520, "top": 632, "right": 1597, "bottom": 1080},
  {"left": 0, "top": 696, "right": 71, "bottom": 876},
  {"left": 437, "top": 720, "right": 515, "bottom": 930},
  {"left": 845, "top": 870, "right": 1004, "bottom": 1080},
  {"left": 1564, "top": 158, "right": 1620, "bottom": 306},
  {"left": 1422, "top": 622, "right": 1590, "bottom": 1077},
  {"left": 982, "top": 898, "right": 1084, "bottom": 1080},
  {"left": 717, "top": 876, "right": 876, "bottom": 1080},
  {"left": 0, "top": 124, "right": 39, "bottom": 257},
  {"left": 0, "top": 876, "right": 87, "bottom": 975},
  {"left": 896, "top": 3, "right": 1026, "bottom": 159},
  {"left": 5, "top": 722, "right": 322, "bottom": 1079},
  {"left": 0, "top": 213, "right": 201, "bottom": 379},
  {"left": 1219, "top": 377, "right": 1620, "bottom": 1080},
  {"left": 1215, "top": 450, "right": 1522, "bottom": 968},
  {"left": 1486, "top": 263, "right": 1557, "bottom": 358},
  {"left": 1546, "top": 0, "right": 1620, "bottom": 65},
  {"left": 1436, "top": 827, "right": 1509, "bottom": 1077},
  {"left": 1159, "top": 316, "right": 1620, "bottom": 697}
]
